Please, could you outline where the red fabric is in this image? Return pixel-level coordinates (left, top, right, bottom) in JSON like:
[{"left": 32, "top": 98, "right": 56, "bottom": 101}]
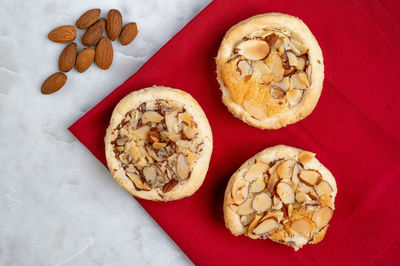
[{"left": 69, "top": 0, "right": 400, "bottom": 264}]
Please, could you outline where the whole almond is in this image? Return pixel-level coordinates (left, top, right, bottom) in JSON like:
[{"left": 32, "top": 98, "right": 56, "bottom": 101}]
[
  {"left": 58, "top": 42, "right": 77, "bottom": 72},
  {"left": 41, "top": 72, "right": 67, "bottom": 94},
  {"left": 48, "top": 25, "right": 76, "bottom": 43},
  {"left": 119, "top": 22, "right": 138, "bottom": 45},
  {"left": 95, "top": 36, "right": 113, "bottom": 70},
  {"left": 75, "top": 48, "right": 95, "bottom": 73},
  {"left": 106, "top": 9, "right": 122, "bottom": 41},
  {"left": 75, "top": 8, "right": 101, "bottom": 29},
  {"left": 81, "top": 18, "right": 105, "bottom": 47}
]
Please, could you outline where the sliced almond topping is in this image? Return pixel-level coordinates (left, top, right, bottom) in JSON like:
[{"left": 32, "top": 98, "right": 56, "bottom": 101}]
[
  {"left": 276, "top": 160, "right": 295, "bottom": 180},
  {"left": 291, "top": 73, "right": 307, "bottom": 90},
  {"left": 276, "top": 77, "right": 290, "bottom": 92},
  {"left": 253, "top": 218, "right": 278, "bottom": 235},
  {"left": 291, "top": 163, "right": 301, "bottom": 185},
  {"left": 240, "top": 214, "right": 255, "bottom": 226},
  {"left": 298, "top": 71, "right": 309, "bottom": 87},
  {"left": 296, "top": 56, "right": 306, "bottom": 71},
  {"left": 186, "top": 151, "right": 199, "bottom": 167},
  {"left": 298, "top": 151, "right": 316, "bottom": 165},
  {"left": 295, "top": 192, "right": 311, "bottom": 203},
  {"left": 141, "top": 111, "right": 164, "bottom": 124},
  {"left": 299, "top": 169, "right": 322, "bottom": 186},
  {"left": 133, "top": 125, "right": 150, "bottom": 140},
  {"left": 286, "top": 88, "right": 303, "bottom": 105},
  {"left": 288, "top": 204, "right": 293, "bottom": 217},
  {"left": 148, "top": 129, "right": 160, "bottom": 143},
  {"left": 316, "top": 181, "right": 334, "bottom": 196},
  {"left": 237, "top": 60, "right": 251, "bottom": 76},
  {"left": 287, "top": 51, "right": 298, "bottom": 67},
  {"left": 272, "top": 195, "right": 283, "bottom": 210},
  {"left": 249, "top": 177, "right": 266, "bottom": 193},
  {"left": 290, "top": 39, "right": 308, "bottom": 56},
  {"left": 247, "top": 214, "right": 263, "bottom": 239},
  {"left": 231, "top": 178, "right": 249, "bottom": 205},
  {"left": 243, "top": 101, "right": 267, "bottom": 120},
  {"left": 176, "top": 140, "right": 190, "bottom": 149},
  {"left": 270, "top": 86, "right": 285, "bottom": 99},
  {"left": 252, "top": 61, "right": 274, "bottom": 84},
  {"left": 237, "top": 196, "right": 255, "bottom": 216},
  {"left": 252, "top": 193, "right": 272, "bottom": 212},
  {"left": 276, "top": 182, "right": 295, "bottom": 204},
  {"left": 176, "top": 153, "right": 189, "bottom": 179},
  {"left": 312, "top": 207, "right": 333, "bottom": 228},
  {"left": 183, "top": 125, "right": 196, "bottom": 139},
  {"left": 128, "top": 174, "right": 151, "bottom": 191},
  {"left": 165, "top": 110, "right": 178, "bottom": 134},
  {"left": 260, "top": 210, "right": 284, "bottom": 222},
  {"left": 153, "top": 142, "right": 167, "bottom": 149},
  {"left": 267, "top": 173, "right": 280, "bottom": 193},
  {"left": 142, "top": 166, "right": 157, "bottom": 185},
  {"left": 167, "top": 134, "right": 181, "bottom": 142},
  {"left": 271, "top": 52, "right": 284, "bottom": 82},
  {"left": 291, "top": 219, "right": 311, "bottom": 237},
  {"left": 237, "top": 39, "right": 270, "bottom": 60},
  {"left": 162, "top": 179, "right": 178, "bottom": 193},
  {"left": 311, "top": 226, "right": 328, "bottom": 244},
  {"left": 284, "top": 66, "right": 295, "bottom": 77}
]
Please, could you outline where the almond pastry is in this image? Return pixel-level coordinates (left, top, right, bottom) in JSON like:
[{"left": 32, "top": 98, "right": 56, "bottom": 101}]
[
  {"left": 223, "top": 145, "right": 337, "bottom": 250},
  {"left": 216, "top": 13, "right": 324, "bottom": 129},
  {"left": 105, "top": 86, "right": 213, "bottom": 201}
]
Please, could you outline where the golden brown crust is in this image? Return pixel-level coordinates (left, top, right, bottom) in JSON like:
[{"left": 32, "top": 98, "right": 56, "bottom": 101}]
[
  {"left": 105, "top": 86, "right": 213, "bottom": 201},
  {"left": 223, "top": 145, "right": 337, "bottom": 250},
  {"left": 216, "top": 13, "right": 324, "bottom": 129}
]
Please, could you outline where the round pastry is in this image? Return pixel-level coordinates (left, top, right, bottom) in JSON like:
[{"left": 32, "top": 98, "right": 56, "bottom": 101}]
[
  {"left": 105, "top": 86, "right": 213, "bottom": 201},
  {"left": 223, "top": 145, "right": 337, "bottom": 250},
  {"left": 216, "top": 13, "right": 324, "bottom": 129}
]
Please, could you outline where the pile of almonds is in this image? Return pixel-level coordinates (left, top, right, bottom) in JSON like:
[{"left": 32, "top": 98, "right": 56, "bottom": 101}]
[
  {"left": 41, "top": 8, "right": 139, "bottom": 95},
  {"left": 111, "top": 100, "right": 203, "bottom": 195},
  {"left": 228, "top": 150, "right": 334, "bottom": 249}
]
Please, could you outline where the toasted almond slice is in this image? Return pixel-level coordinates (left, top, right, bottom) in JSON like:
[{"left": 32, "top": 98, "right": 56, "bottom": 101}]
[
  {"left": 311, "top": 226, "right": 328, "bottom": 244},
  {"left": 237, "top": 196, "right": 255, "bottom": 216},
  {"left": 253, "top": 218, "right": 278, "bottom": 235},
  {"left": 306, "top": 64, "right": 312, "bottom": 81},
  {"left": 270, "top": 86, "right": 285, "bottom": 99},
  {"left": 286, "top": 88, "right": 303, "bottom": 105},
  {"left": 291, "top": 73, "right": 307, "bottom": 90},
  {"left": 312, "top": 207, "right": 333, "bottom": 228},
  {"left": 291, "top": 219, "right": 311, "bottom": 237},
  {"left": 153, "top": 142, "right": 167, "bottom": 149},
  {"left": 276, "top": 160, "right": 295, "bottom": 180},
  {"left": 271, "top": 52, "right": 284, "bottom": 82},
  {"left": 268, "top": 159, "right": 283, "bottom": 174},
  {"left": 290, "top": 39, "right": 308, "bottom": 55},
  {"left": 165, "top": 110, "right": 178, "bottom": 134},
  {"left": 167, "top": 134, "right": 181, "bottom": 142},
  {"left": 287, "top": 51, "right": 298, "bottom": 67},
  {"left": 288, "top": 204, "right": 293, "bottom": 217},
  {"left": 186, "top": 151, "right": 199, "bottom": 167},
  {"left": 316, "top": 181, "right": 333, "bottom": 196},
  {"left": 272, "top": 195, "right": 283, "bottom": 210},
  {"left": 249, "top": 177, "right": 266, "bottom": 193},
  {"left": 142, "top": 166, "right": 157, "bottom": 185},
  {"left": 296, "top": 56, "right": 306, "bottom": 71},
  {"left": 276, "top": 182, "right": 295, "bottom": 204},
  {"left": 231, "top": 178, "right": 249, "bottom": 205},
  {"left": 291, "top": 163, "right": 301, "bottom": 185},
  {"left": 267, "top": 173, "right": 280, "bottom": 193},
  {"left": 133, "top": 125, "right": 150, "bottom": 140},
  {"left": 275, "top": 77, "right": 290, "bottom": 92},
  {"left": 240, "top": 213, "right": 255, "bottom": 226},
  {"left": 237, "top": 39, "right": 270, "bottom": 60},
  {"left": 252, "top": 193, "right": 272, "bottom": 212},
  {"left": 178, "top": 112, "right": 193, "bottom": 124},
  {"left": 298, "top": 151, "right": 316, "bottom": 165},
  {"left": 243, "top": 101, "right": 267, "bottom": 120},
  {"left": 128, "top": 174, "right": 151, "bottom": 191},
  {"left": 284, "top": 66, "right": 296, "bottom": 77},
  {"left": 295, "top": 192, "right": 311, "bottom": 203},
  {"left": 297, "top": 183, "right": 313, "bottom": 194},
  {"left": 176, "top": 140, "right": 190, "bottom": 149},
  {"left": 176, "top": 153, "right": 189, "bottom": 179},
  {"left": 298, "top": 71, "right": 309, "bottom": 87},
  {"left": 183, "top": 125, "right": 196, "bottom": 139},
  {"left": 162, "top": 179, "right": 178, "bottom": 193},
  {"left": 248, "top": 214, "right": 263, "bottom": 239},
  {"left": 299, "top": 169, "right": 322, "bottom": 186},
  {"left": 238, "top": 60, "right": 251, "bottom": 76},
  {"left": 141, "top": 111, "right": 164, "bottom": 124}
]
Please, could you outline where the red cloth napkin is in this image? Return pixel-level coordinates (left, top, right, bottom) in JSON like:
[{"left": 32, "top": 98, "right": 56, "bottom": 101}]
[{"left": 69, "top": 0, "right": 400, "bottom": 264}]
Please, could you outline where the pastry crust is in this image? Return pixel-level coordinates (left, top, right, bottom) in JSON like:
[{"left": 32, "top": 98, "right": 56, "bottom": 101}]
[
  {"left": 105, "top": 86, "right": 213, "bottom": 201},
  {"left": 216, "top": 13, "right": 324, "bottom": 129},
  {"left": 223, "top": 145, "right": 337, "bottom": 250}
]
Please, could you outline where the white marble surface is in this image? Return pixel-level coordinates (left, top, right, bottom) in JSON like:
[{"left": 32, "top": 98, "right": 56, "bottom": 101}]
[{"left": 0, "top": 0, "right": 211, "bottom": 265}]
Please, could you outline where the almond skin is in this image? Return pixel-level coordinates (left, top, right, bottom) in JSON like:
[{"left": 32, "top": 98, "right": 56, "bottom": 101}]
[
  {"left": 58, "top": 42, "right": 77, "bottom": 72},
  {"left": 106, "top": 9, "right": 122, "bottom": 41},
  {"left": 119, "top": 22, "right": 138, "bottom": 45},
  {"left": 41, "top": 72, "right": 67, "bottom": 94},
  {"left": 75, "top": 48, "right": 95, "bottom": 73},
  {"left": 48, "top": 25, "right": 76, "bottom": 43},
  {"left": 162, "top": 179, "right": 178, "bottom": 193},
  {"left": 75, "top": 8, "right": 101, "bottom": 29},
  {"left": 81, "top": 18, "right": 105, "bottom": 47},
  {"left": 95, "top": 36, "right": 113, "bottom": 70}
]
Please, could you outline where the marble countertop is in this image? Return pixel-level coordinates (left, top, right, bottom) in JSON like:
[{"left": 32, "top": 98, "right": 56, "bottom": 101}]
[{"left": 0, "top": 0, "right": 210, "bottom": 265}]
